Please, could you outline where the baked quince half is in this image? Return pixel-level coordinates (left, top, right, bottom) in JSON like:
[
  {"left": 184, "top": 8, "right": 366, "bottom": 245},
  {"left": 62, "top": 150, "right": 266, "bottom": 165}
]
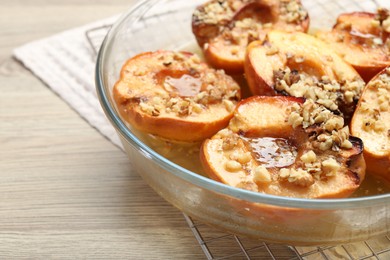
[
  {"left": 245, "top": 31, "right": 365, "bottom": 121},
  {"left": 316, "top": 8, "right": 390, "bottom": 83},
  {"left": 113, "top": 50, "right": 241, "bottom": 142},
  {"left": 201, "top": 96, "right": 366, "bottom": 198},
  {"left": 192, "top": 0, "right": 309, "bottom": 74},
  {"left": 351, "top": 67, "right": 390, "bottom": 182}
]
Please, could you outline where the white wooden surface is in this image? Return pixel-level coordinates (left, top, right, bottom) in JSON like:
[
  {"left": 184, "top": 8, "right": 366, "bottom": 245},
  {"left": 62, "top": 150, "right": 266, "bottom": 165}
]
[{"left": 0, "top": 1, "right": 204, "bottom": 258}]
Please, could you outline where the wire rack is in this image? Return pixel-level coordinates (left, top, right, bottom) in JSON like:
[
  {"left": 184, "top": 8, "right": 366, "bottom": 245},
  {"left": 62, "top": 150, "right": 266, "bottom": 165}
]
[
  {"left": 183, "top": 214, "right": 390, "bottom": 260},
  {"left": 85, "top": 0, "right": 390, "bottom": 259}
]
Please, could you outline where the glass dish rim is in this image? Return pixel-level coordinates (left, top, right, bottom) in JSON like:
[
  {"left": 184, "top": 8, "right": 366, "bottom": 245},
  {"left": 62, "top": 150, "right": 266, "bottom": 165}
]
[{"left": 95, "top": 0, "right": 390, "bottom": 210}]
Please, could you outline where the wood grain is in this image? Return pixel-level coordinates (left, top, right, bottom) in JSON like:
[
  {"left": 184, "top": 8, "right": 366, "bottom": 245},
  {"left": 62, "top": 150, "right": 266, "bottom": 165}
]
[
  {"left": 0, "top": 0, "right": 204, "bottom": 258},
  {"left": 2, "top": 0, "right": 390, "bottom": 259}
]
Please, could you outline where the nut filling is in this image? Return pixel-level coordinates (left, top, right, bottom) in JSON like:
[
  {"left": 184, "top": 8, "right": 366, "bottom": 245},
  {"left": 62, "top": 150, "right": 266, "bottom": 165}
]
[
  {"left": 359, "top": 67, "right": 390, "bottom": 133},
  {"left": 279, "top": 99, "right": 354, "bottom": 186},
  {"left": 136, "top": 52, "right": 240, "bottom": 117},
  {"left": 193, "top": 0, "right": 308, "bottom": 58},
  {"left": 273, "top": 67, "right": 365, "bottom": 118},
  {"left": 288, "top": 99, "right": 353, "bottom": 151}
]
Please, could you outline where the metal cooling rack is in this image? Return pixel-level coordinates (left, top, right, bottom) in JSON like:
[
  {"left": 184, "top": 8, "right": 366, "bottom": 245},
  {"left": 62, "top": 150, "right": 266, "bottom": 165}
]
[
  {"left": 183, "top": 214, "right": 390, "bottom": 260},
  {"left": 85, "top": 0, "right": 390, "bottom": 259}
]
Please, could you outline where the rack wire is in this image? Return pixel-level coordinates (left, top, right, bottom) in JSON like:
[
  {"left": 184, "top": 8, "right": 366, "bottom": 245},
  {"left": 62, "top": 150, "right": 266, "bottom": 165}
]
[
  {"left": 183, "top": 213, "right": 390, "bottom": 260},
  {"left": 85, "top": 0, "right": 390, "bottom": 259},
  {"left": 85, "top": 25, "right": 112, "bottom": 56}
]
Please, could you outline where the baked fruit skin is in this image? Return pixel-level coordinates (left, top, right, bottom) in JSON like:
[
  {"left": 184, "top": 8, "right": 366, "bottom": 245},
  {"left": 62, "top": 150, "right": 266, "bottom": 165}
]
[
  {"left": 316, "top": 9, "right": 390, "bottom": 83},
  {"left": 192, "top": 0, "right": 309, "bottom": 74},
  {"left": 113, "top": 50, "right": 241, "bottom": 143},
  {"left": 201, "top": 96, "right": 366, "bottom": 199},
  {"left": 351, "top": 67, "right": 390, "bottom": 183},
  {"left": 244, "top": 31, "right": 365, "bottom": 121}
]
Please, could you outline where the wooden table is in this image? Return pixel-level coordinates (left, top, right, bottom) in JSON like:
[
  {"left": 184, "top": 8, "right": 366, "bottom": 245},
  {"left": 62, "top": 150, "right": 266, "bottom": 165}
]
[
  {"left": 5, "top": 1, "right": 390, "bottom": 259},
  {"left": 0, "top": 1, "right": 204, "bottom": 258}
]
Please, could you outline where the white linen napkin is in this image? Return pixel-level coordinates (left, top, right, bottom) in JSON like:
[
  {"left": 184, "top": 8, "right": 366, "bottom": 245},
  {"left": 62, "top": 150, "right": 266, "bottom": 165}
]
[{"left": 13, "top": 15, "right": 123, "bottom": 148}]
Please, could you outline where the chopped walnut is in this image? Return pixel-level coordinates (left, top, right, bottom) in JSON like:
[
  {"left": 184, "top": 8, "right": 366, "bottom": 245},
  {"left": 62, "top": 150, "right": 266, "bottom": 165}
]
[
  {"left": 222, "top": 134, "right": 239, "bottom": 150},
  {"left": 321, "top": 158, "right": 341, "bottom": 177},
  {"left": 289, "top": 99, "right": 334, "bottom": 129},
  {"left": 253, "top": 166, "right": 272, "bottom": 184},
  {"left": 140, "top": 101, "right": 160, "bottom": 116},
  {"left": 333, "top": 127, "right": 353, "bottom": 149},
  {"left": 222, "top": 99, "right": 234, "bottom": 112},
  {"left": 274, "top": 67, "right": 364, "bottom": 115},
  {"left": 324, "top": 117, "right": 344, "bottom": 132},
  {"left": 279, "top": 168, "right": 314, "bottom": 187},
  {"left": 300, "top": 151, "right": 317, "bottom": 164},
  {"left": 225, "top": 160, "right": 242, "bottom": 172},
  {"left": 230, "top": 151, "right": 251, "bottom": 164},
  {"left": 288, "top": 111, "right": 303, "bottom": 128},
  {"left": 288, "top": 99, "right": 353, "bottom": 152},
  {"left": 304, "top": 161, "right": 322, "bottom": 179}
]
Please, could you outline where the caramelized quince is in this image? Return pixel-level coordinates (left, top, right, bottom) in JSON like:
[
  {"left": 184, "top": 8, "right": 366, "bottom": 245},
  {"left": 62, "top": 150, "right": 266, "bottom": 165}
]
[
  {"left": 316, "top": 9, "right": 390, "bottom": 82},
  {"left": 244, "top": 31, "right": 365, "bottom": 121},
  {"left": 113, "top": 50, "right": 241, "bottom": 142},
  {"left": 201, "top": 96, "right": 366, "bottom": 198},
  {"left": 351, "top": 67, "right": 390, "bottom": 182},
  {"left": 192, "top": 0, "right": 309, "bottom": 74}
]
